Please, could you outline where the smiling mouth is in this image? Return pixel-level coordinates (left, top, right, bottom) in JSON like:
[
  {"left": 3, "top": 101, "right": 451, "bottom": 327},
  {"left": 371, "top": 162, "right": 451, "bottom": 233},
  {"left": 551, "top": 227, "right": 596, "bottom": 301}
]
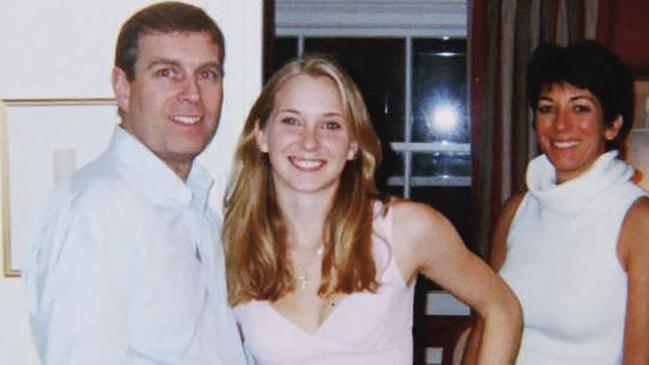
[
  {"left": 552, "top": 140, "right": 579, "bottom": 148},
  {"left": 289, "top": 157, "right": 325, "bottom": 170},
  {"left": 172, "top": 115, "right": 202, "bottom": 125}
]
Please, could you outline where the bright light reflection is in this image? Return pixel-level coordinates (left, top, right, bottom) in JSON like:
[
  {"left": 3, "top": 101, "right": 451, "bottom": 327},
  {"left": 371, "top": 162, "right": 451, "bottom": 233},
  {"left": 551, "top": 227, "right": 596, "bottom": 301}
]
[{"left": 428, "top": 103, "right": 459, "bottom": 134}]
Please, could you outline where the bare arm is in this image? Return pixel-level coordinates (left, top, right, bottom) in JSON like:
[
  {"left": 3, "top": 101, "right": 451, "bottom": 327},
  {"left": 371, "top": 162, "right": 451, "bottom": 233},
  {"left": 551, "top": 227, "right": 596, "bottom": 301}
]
[
  {"left": 619, "top": 196, "right": 649, "bottom": 364},
  {"left": 391, "top": 200, "right": 522, "bottom": 365},
  {"left": 462, "top": 194, "right": 525, "bottom": 365}
]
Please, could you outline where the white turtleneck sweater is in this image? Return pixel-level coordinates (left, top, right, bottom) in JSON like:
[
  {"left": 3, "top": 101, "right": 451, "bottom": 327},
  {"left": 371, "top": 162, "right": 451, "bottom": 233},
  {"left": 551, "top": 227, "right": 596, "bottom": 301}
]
[{"left": 499, "top": 151, "right": 646, "bottom": 365}]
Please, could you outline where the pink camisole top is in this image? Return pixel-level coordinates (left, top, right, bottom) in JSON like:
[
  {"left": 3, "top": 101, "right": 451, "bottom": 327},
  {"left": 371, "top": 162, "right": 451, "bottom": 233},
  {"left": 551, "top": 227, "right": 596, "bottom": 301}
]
[{"left": 233, "top": 202, "right": 415, "bottom": 365}]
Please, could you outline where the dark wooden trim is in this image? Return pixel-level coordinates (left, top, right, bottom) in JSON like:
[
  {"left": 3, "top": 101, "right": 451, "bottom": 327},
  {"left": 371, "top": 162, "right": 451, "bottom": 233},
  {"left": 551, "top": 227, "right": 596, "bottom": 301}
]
[{"left": 263, "top": 0, "right": 275, "bottom": 83}]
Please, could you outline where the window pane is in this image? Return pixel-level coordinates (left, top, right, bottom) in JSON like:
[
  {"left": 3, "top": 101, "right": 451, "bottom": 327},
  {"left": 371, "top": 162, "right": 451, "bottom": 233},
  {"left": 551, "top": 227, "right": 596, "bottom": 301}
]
[
  {"left": 412, "top": 39, "right": 467, "bottom": 143},
  {"left": 304, "top": 38, "right": 405, "bottom": 192},
  {"left": 266, "top": 37, "right": 298, "bottom": 82},
  {"left": 384, "top": 185, "right": 405, "bottom": 198},
  {"left": 380, "top": 147, "right": 405, "bottom": 194},
  {"left": 304, "top": 38, "right": 405, "bottom": 141},
  {"left": 410, "top": 187, "right": 472, "bottom": 248},
  {"left": 412, "top": 152, "right": 471, "bottom": 179},
  {"left": 383, "top": 151, "right": 405, "bottom": 195}
]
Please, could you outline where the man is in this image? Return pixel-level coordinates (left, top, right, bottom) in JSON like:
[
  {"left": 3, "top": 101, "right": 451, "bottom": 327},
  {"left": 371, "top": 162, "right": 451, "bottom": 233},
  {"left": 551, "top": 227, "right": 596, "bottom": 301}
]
[{"left": 23, "top": 2, "right": 247, "bottom": 364}]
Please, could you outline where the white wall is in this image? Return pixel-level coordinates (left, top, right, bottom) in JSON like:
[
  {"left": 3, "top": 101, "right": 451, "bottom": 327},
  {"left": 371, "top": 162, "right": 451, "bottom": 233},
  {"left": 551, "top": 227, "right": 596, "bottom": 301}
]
[{"left": 0, "top": 1, "right": 262, "bottom": 363}]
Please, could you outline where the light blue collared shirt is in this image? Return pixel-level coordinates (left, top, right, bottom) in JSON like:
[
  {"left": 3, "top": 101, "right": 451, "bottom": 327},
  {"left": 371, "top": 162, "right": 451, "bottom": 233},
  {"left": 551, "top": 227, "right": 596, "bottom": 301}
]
[{"left": 24, "top": 126, "right": 247, "bottom": 365}]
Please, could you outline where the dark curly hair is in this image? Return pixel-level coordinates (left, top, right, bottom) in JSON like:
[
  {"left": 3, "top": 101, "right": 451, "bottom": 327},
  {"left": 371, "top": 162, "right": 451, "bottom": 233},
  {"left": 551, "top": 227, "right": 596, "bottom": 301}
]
[{"left": 527, "top": 40, "right": 634, "bottom": 152}]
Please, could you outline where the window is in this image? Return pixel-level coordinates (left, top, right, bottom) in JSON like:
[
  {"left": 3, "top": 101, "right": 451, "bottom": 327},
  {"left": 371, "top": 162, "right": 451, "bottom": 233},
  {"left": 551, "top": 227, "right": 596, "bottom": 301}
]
[{"left": 269, "top": 1, "right": 472, "bottom": 247}]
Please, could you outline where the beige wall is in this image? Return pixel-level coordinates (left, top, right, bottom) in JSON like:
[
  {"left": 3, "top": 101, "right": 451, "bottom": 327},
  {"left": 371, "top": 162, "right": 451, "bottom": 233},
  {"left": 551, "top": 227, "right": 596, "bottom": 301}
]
[{"left": 0, "top": 1, "right": 262, "bottom": 363}]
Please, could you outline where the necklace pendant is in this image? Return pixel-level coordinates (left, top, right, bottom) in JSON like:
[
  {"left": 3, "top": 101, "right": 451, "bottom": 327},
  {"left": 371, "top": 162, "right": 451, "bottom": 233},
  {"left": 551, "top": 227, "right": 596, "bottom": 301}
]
[
  {"left": 327, "top": 295, "right": 336, "bottom": 307},
  {"left": 297, "top": 273, "right": 308, "bottom": 289}
]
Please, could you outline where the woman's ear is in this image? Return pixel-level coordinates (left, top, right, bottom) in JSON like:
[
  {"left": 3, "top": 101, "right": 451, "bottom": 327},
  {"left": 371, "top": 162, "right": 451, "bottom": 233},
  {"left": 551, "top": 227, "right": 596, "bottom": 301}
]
[
  {"left": 254, "top": 119, "right": 269, "bottom": 153},
  {"left": 605, "top": 116, "right": 623, "bottom": 141}
]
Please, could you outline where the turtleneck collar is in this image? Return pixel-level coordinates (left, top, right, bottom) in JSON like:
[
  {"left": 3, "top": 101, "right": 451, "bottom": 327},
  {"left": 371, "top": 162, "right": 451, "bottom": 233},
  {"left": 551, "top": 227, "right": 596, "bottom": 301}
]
[{"left": 526, "top": 150, "right": 635, "bottom": 213}]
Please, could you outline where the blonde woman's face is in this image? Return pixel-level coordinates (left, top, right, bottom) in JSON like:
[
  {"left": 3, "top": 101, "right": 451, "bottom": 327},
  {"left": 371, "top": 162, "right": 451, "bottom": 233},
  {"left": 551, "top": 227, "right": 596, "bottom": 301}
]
[{"left": 256, "top": 74, "right": 358, "bottom": 198}]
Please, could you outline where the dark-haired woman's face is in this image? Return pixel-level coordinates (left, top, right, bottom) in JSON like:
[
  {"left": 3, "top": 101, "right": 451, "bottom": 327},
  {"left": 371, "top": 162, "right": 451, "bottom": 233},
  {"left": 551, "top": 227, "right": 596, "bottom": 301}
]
[{"left": 535, "top": 83, "right": 621, "bottom": 183}]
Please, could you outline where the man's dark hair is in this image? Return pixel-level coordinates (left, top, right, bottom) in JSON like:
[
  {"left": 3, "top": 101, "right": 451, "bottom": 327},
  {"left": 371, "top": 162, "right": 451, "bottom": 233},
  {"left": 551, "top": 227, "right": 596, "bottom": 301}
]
[
  {"left": 527, "top": 40, "right": 634, "bottom": 151},
  {"left": 115, "top": 1, "right": 225, "bottom": 81}
]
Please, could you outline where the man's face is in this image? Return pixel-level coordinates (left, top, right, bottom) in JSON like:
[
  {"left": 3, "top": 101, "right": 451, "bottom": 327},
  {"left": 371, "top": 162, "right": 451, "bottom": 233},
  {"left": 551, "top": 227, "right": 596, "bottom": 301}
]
[{"left": 113, "top": 31, "right": 223, "bottom": 180}]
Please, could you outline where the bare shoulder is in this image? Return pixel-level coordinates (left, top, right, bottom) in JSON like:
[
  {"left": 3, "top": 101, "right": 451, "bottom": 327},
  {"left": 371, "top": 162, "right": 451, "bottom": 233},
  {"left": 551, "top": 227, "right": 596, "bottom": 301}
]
[
  {"left": 388, "top": 198, "right": 465, "bottom": 282},
  {"left": 389, "top": 198, "right": 455, "bottom": 238},
  {"left": 490, "top": 192, "right": 526, "bottom": 269},
  {"left": 492, "top": 192, "right": 526, "bottom": 244},
  {"left": 627, "top": 195, "right": 649, "bottom": 216},
  {"left": 618, "top": 196, "right": 649, "bottom": 363},
  {"left": 620, "top": 196, "right": 649, "bottom": 268},
  {"left": 388, "top": 198, "right": 462, "bottom": 252},
  {"left": 621, "top": 196, "right": 649, "bottom": 236},
  {"left": 499, "top": 193, "right": 526, "bottom": 223},
  {"left": 493, "top": 192, "right": 527, "bottom": 238}
]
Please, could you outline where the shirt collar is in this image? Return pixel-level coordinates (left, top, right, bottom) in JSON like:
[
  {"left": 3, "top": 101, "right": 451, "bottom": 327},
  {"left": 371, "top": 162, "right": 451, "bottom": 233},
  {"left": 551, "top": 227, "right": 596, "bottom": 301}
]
[{"left": 107, "top": 126, "right": 213, "bottom": 209}]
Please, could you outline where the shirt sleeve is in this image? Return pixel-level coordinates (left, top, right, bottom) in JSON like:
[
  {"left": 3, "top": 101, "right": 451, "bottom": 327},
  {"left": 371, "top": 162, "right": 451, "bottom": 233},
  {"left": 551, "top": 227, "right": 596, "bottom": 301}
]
[{"left": 24, "top": 184, "right": 132, "bottom": 365}]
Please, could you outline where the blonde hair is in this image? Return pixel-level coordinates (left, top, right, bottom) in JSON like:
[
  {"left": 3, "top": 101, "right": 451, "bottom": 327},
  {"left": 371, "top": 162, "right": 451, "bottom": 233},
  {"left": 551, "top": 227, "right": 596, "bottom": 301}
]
[{"left": 224, "top": 55, "right": 383, "bottom": 305}]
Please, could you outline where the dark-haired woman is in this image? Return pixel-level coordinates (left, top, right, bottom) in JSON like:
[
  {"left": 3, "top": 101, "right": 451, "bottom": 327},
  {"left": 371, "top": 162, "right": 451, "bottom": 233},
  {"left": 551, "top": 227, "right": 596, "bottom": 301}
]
[{"left": 466, "top": 41, "right": 649, "bottom": 364}]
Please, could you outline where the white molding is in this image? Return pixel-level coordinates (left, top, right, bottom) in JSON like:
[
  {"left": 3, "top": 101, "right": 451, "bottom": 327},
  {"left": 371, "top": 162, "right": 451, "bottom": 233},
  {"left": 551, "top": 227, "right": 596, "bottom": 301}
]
[
  {"left": 387, "top": 176, "right": 471, "bottom": 187},
  {"left": 390, "top": 141, "right": 470, "bottom": 153},
  {"left": 276, "top": 0, "right": 467, "bottom": 37},
  {"left": 200, "top": 0, "right": 263, "bottom": 213}
]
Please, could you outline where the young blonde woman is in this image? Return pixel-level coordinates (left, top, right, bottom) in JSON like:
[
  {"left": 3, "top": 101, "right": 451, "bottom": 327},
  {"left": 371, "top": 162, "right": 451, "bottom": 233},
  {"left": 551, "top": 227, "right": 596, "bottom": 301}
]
[{"left": 224, "top": 55, "right": 522, "bottom": 365}]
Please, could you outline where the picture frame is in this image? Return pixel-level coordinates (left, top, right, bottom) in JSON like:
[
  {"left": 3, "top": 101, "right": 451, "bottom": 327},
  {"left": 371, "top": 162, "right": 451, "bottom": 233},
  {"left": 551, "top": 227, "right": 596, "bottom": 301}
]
[{"left": 1, "top": 98, "right": 117, "bottom": 277}]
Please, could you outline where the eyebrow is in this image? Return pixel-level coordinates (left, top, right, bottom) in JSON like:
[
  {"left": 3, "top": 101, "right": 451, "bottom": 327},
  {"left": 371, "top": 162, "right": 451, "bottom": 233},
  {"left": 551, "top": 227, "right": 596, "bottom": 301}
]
[
  {"left": 147, "top": 58, "right": 180, "bottom": 70},
  {"left": 538, "top": 95, "right": 596, "bottom": 103},
  {"left": 277, "top": 109, "right": 343, "bottom": 117},
  {"left": 322, "top": 112, "right": 344, "bottom": 117},
  {"left": 569, "top": 95, "right": 596, "bottom": 103},
  {"left": 147, "top": 58, "right": 224, "bottom": 76}
]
